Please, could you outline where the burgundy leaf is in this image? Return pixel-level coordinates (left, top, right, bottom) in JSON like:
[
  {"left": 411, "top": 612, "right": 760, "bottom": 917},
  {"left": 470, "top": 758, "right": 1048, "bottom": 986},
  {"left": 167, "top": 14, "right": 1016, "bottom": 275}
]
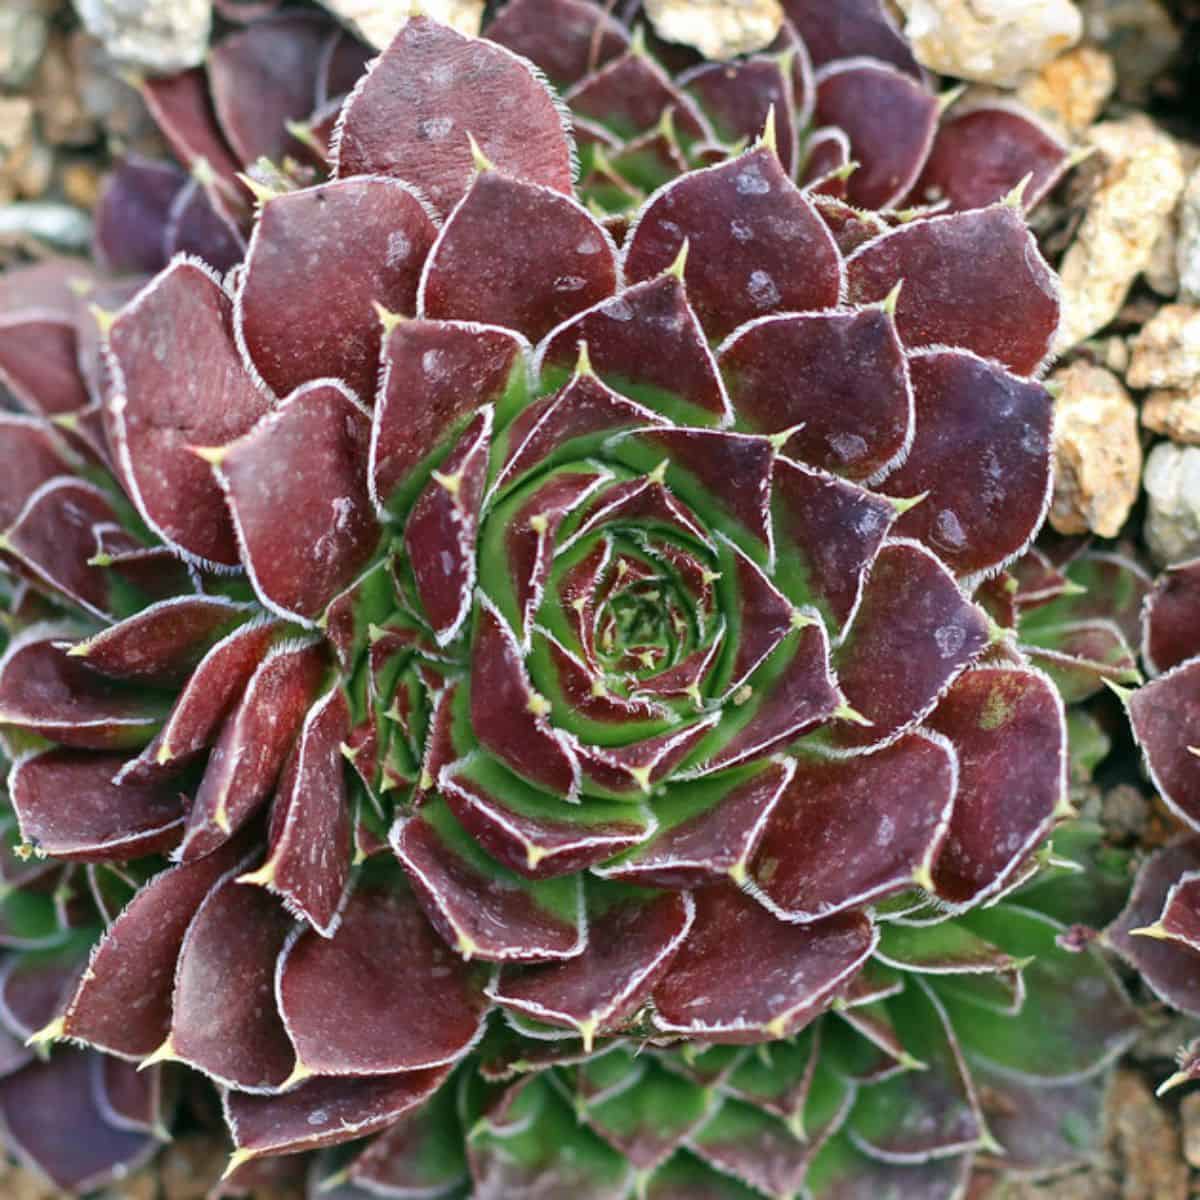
[
  {"left": 814, "top": 61, "right": 938, "bottom": 209},
  {"left": 334, "top": 16, "right": 574, "bottom": 216},
  {"left": 95, "top": 1055, "right": 165, "bottom": 1137},
  {"left": 140, "top": 69, "right": 243, "bottom": 187},
  {"left": 420, "top": 169, "right": 617, "bottom": 343},
  {"left": 1144, "top": 558, "right": 1200, "bottom": 675},
  {"left": 0, "top": 315, "right": 91, "bottom": 419},
  {"left": 279, "top": 884, "right": 487, "bottom": 1075},
  {"left": 212, "top": 380, "right": 380, "bottom": 623},
  {"left": 751, "top": 732, "right": 955, "bottom": 919},
  {"left": 105, "top": 259, "right": 272, "bottom": 567},
  {"left": 0, "top": 415, "right": 75, "bottom": 530},
  {"left": 834, "top": 540, "right": 990, "bottom": 747},
  {"left": 66, "top": 596, "right": 250, "bottom": 684},
  {"left": 564, "top": 49, "right": 710, "bottom": 143},
  {"left": 771, "top": 457, "right": 898, "bottom": 631},
  {"left": 0, "top": 1050, "right": 155, "bottom": 1193},
  {"left": 720, "top": 307, "right": 912, "bottom": 482},
  {"left": 167, "top": 873, "right": 296, "bottom": 1091},
  {"left": 1128, "top": 660, "right": 1200, "bottom": 830},
  {"left": 845, "top": 204, "right": 1059, "bottom": 376},
  {"left": 912, "top": 103, "right": 1069, "bottom": 212},
  {"left": 881, "top": 349, "right": 1053, "bottom": 576},
  {"left": 224, "top": 1065, "right": 452, "bottom": 1161},
  {"left": 392, "top": 806, "right": 585, "bottom": 963},
  {"left": 179, "top": 641, "right": 326, "bottom": 860},
  {"left": 928, "top": 666, "right": 1065, "bottom": 907},
  {"left": 60, "top": 833, "right": 251, "bottom": 1056},
  {"left": 2, "top": 479, "right": 123, "bottom": 619},
  {"left": 470, "top": 597, "right": 580, "bottom": 798},
  {"left": 653, "top": 885, "right": 874, "bottom": 1040},
  {"left": 680, "top": 58, "right": 797, "bottom": 175},
  {"left": 623, "top": 145, "right": 842, "bottom": 342},
  {"left": 208, "top": 12, "right": 332, "bottom": 165},
  {"left": 783, "top": 0, "right": 921, "bottom": 75},
  {"left": 121, "top": 619, "right": 278, "bottom": 782},
  {"left": 406, "top": 408, "right": 491, "bottom": 644},
  {"left": 237, "top": 178, "right": 437, "bottom": 400},
  {"left": 536, "top": 275, "right": 731, "bottom": 426},
  {"left": 486, "top": 0, "right": 629, "bottom": 86},
  {"left": 490, "top": 891, "right": 692, "bottom": 1044},
  {"left": 370, "top": 318, "right": 527, "bottom": 512},
  {"left": 163, "top": 176, "right": 245, "bottom": 274},
  {"left": 0, "top": 638, "right": 166, "bottom": 751},
  {"left": 1107, "top": 841, "right": 1200, "bottom": 1017},
  {"left": 442, "top": 754, "right": 655, "bottom": 880},
  {"left": 241, "top": 688, "right": 351, "bottom": 937},
  {"left": 597, "top": 758, "right": 791, "bottom": 888},
  {"left": 9, "top": 750, "right": 184, "bottom": 863},
  {"left": 93, "top": 156, "right": 185, "bottom": 277}
]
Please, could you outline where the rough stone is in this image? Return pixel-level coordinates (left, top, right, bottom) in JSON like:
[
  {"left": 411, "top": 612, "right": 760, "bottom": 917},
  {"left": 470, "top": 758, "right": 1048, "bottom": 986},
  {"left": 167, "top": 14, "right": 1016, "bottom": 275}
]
[
  {"left": 894, "top": 0, "right": 1081, "bottom": 87},
  {"left": 1127, "top": 305, "right": 1200, "bottom": 391},
  {"left": 30, "top": 32, "right": 97, "bottom": 149},
  {"left": 0, "top": 97, "right": 36, "bottom": 205},
  {"left": 0, "top": 2, "right": 51, "bottom": 90},
  {"left": 1106, "top": 1069, "right": 1188, "bottom": 1200},
  {"left": 1178, "top": 167, "right": 1200, "bottom": 304},
  {"left": 73, "top": 0, "right": 212, "bottom": 74},
  {"left": 1100, "top": 783, "right": 1149, "bottom": 841},
  {"left": 645, "top": 0, "right": 784, "bottom": 60},
  {"left": 1054, "top": 117, "right": 1185, "bottom": 352},
  {"left": 1080, "top": 0, "right": 1180, "bottom": 106},
  {"left": 315, "top": 0, "right": 484, "bottom": 45},
  {"left": 1142, "top": 390, "right": 1200, "bottom": 444},
  {"left": 1014, "top": 44, "right": 1114, "bottom": 137},
  {"left": 70, "top": 34, "right": 163, "bottom": 157},
  {"left": 1181, "top": 1092, "right": 1200, "bottom": 1169},
  {"left": 1144, "top": 442, "right": 1200, "bottom": 566},
  {"left": 1048, "top": 362, "right": 1141, "bottom": 538},
  {"left": 0, "top": 202, "right": 93, "bottom": 252}
]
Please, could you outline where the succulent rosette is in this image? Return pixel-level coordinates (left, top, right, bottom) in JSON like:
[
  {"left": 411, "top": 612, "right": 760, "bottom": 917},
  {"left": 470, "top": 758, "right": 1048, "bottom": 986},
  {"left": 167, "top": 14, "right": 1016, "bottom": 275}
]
[{"left": 0, "top": 8, "right": 1140, "bottom": 1198}]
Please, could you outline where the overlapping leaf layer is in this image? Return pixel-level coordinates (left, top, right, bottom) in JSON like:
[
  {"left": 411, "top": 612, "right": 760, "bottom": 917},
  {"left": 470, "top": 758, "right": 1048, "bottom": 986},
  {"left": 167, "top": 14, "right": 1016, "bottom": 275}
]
[{"left": 0, "top": 3, "right": 1140, "bottom": 1196}]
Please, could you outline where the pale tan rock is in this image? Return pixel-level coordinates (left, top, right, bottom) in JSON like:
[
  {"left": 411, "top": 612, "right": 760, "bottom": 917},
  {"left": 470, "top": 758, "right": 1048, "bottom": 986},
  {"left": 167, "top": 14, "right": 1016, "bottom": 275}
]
[
  {"left": 894, "top": 0, "right": 1081, "bottom": 87},
  {"left": 0, "top": 2, "right": 51, "bottom": 89},
  {"left": 1181, "top": 1092, "right": 1200, "bottom": 1169},
  {"left": 31, "top": 32, "right": 97, "bottom": 148},
  {"left": 645, "top": 0, "right": 783, "bottom": 60},
  {"left": 1144, "top": 442, "right": 1200, "bottom": 566},
  {"left": 1179, "top": 167, "right": 1200, "bottom": 303},
  {"left": 1127, "top": 304, "right": 1200, "bottom": 390},
  {"left": 315, "top": 0, "right": 483, "bottom": 45},
  {"left": 1048, "top": 362, "right": 1140, "bottom": 538},
  {"left": 73, "top": 0, "right": 211, "bottom": 74},
  {"left": 1142, "top": 390, "right": 1200, "bottom": 444},
  {"left": 1014, "top": 45, "right": 1114, "bottom": 137},
  {"left": 1054, "top": 117, "right": 1185, "bottom": 352}
]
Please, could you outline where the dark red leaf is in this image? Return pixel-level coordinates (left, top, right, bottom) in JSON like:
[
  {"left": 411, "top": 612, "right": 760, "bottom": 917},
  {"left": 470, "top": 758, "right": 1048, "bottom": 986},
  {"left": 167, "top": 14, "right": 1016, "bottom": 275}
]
[
  {"left": 783, "top": 0, "right": 921, "bottom": 75},
  {"left": 751, "top": 732, "right": 955, "bottom": 919},
  {"left": 167, "top": 873, "right": 296, "bottom": 1091},
  {"left": 845, "top": 204, "right": 1060, "bottom": 376},
  {"left": 928, "top": 666, "right": 1066, "bottom": 907},
  {"left": 881, "top": 349, "right": 1053, "bottom": 576},
  {"left": 105, "top": 259, "right": 272, "bottom": 567},
  {"left": 279, "top": 883, "right": 487, "bottom": 1075},
  {"left": 370, "top": 318, "right": 527, "bottom": 512},
  {"left": 212, "top": 380, "right": 380, "bottom": 623},
  {"left": 419, "top": 169, "right": 617, "bottom": 343},
  {"left": 486, "top": 0, "right": 629, "bottom": 87},
  {"left": 623, "top": 146, "right": 842, "bottom": 342},
  {"left": 1144, "top": 558, "right": 1200, "bottom": 675},
  {"left": 237, "top": 178, "right": 437, "bottom": 400},
  {"left": 833, "top": 540, "right": 990, "bottom": 747},
  {"left": 720, "top": 307, "right": 912, "bottom": 483},
  {"left": 0, "top": 415, "right": 75, "bottom": 530},
  {"left": 814, "top": 61, "right": 938, "bottom": 209},
  {"left": 0, "top": 314, "right": 90, "bottom": 419},
  {"left": 179, "top": 641, "right": 325, "bottom": 860},
  {"left": 1128, "top": 660, "right": 1200, "bottom": 830},
  {"left": 140, "top": 69, "right": 243, "bottom": 188},
  {"left": 334, "top": 16, "right": 574, "bottom": 217},
  {"left": 653, "top": 885, "right": 874, "bottom": 1040},
  {"left": 93, "top": 156, "right": 185, "bottom": 277},
  {"left": 10, "top": 750, "right": 184, "bottom": 863}
]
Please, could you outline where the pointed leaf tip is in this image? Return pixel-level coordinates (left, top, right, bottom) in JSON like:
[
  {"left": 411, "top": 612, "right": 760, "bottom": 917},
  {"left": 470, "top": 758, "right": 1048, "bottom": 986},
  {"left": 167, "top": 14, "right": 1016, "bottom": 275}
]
[
  {"left": 138, "top": 1037, "right": 178, "bottom": 1070},
  {"left": 466, "top": 132, "right": 494, "bottom": 174},
  {"left": 1102, "top": 677, "right": 1134, "bottom": 706},
  {"left": 372, "top": 301, "right": 405, "bottom": 336},
  {"left": 222, "top": 1149, "right": 257, "bottom": 1180},
  {"left": 88, "top": 303, "right": 116, "bottom": 338},
  {"left": 190, "top": 444, "right": 228, "bottom": 467},
  {"left": 1003, "top": 172, "right": 1034, "bottom": 209},
  {"left": 1129, "top": 923, "right": 1171, "bottom": 940},
  {"left": 25, "top": 1017, "right": 64, "bottom": 1049},
  {"left": 756, "top": 103, "right": 778, "bottom": 156},
  {"left": 881, "top": 279, "right": 904, "bottom": 317},
  {"left": 665, "top": 239, "right": 689, "bottom": 281},
  {"left": 236, "top": 172, "right": 280, "bottom": 206}
]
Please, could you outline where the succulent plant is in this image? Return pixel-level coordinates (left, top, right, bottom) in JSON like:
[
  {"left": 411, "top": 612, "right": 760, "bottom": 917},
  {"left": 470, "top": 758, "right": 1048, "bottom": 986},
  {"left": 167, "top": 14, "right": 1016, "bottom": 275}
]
[
  {"left": 0, "top": 6, "right": 1141, "bottom": 1197},
  {"left": 1106, "top": 556, "right": 1200, "bottom": 1093}
]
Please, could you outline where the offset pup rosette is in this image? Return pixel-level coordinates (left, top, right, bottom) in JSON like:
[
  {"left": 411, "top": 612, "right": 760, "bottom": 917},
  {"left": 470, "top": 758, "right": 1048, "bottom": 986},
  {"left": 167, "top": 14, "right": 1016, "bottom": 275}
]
[{"left": 0, "top": 9, "right": 1136, "bottom": 1198}]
